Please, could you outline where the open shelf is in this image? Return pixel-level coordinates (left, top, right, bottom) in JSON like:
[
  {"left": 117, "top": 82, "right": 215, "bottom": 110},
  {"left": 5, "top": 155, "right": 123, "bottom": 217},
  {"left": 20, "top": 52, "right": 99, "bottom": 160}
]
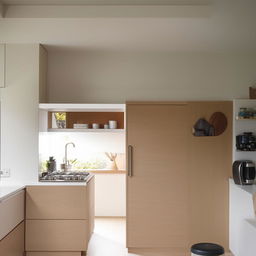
[
  {"left": 47, "top": 128, "right": 125, "bottom": 133},
  {"left": 236, "top": 116, "right": 256, "bottom": 120},
  {"left": 39, "top": 103, "right": 126, "bottom": 132}
]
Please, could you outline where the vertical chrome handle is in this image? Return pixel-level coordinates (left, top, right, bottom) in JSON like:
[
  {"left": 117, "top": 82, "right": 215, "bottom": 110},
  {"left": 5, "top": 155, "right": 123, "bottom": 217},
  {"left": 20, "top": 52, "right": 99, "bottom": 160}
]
[{"left": 128, "top": 145, "right": 133, "bottom": 177}]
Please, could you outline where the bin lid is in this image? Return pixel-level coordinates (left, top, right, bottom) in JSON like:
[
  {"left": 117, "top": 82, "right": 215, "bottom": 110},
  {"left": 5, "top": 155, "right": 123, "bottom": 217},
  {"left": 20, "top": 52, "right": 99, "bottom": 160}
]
[{"left": 191, "top": 243, "right": 224, "bottom": 256}]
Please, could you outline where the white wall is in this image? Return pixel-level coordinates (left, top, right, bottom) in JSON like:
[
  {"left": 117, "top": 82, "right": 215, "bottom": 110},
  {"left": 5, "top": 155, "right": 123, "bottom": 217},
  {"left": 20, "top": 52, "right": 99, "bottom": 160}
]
[
  {"left": 47, "top": 50, "right": 256, "bottom": 103},
  {"left": 39, "top": 132, "right": 125, "bottom": 172},
  {"left": 95, "top": 174, "right": 126, "bottom": 216},
  {"left": 0, "top": 44, "right": 40, "bottom": 184}
]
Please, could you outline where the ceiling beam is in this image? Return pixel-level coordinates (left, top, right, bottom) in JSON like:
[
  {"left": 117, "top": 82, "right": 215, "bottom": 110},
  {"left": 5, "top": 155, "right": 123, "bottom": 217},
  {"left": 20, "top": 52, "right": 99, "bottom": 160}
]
[{"left": 4, "top": 5, "right": 212, "bottom": 18}]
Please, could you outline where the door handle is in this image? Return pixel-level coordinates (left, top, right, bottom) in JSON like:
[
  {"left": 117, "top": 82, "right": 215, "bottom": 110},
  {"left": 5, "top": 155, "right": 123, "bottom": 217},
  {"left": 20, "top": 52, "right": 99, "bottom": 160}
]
[{"left": 128, "top": 145, "right": 133, "bottom": 177}]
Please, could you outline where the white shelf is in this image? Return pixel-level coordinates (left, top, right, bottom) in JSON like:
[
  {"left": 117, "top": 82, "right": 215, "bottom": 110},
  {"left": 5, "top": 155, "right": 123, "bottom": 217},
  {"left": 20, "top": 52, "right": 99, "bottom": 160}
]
[
  {"left": 47, "top": 128, "right": 125, "bottom": 133},
  {"left": 39, "top": 103, "right": 125, "bottom": 112},
  {"left": 233, "top": 99, "right": 256, "bottom": 163},
  {"left": 236, "top": 117, "right": 256, "bottom": 121}
]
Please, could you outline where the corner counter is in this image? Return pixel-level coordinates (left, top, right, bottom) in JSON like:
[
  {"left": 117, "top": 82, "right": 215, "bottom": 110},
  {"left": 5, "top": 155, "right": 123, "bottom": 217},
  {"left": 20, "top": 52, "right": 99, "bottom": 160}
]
[{"left": 229, "top": 179, "right": 256, "bottom": 256}]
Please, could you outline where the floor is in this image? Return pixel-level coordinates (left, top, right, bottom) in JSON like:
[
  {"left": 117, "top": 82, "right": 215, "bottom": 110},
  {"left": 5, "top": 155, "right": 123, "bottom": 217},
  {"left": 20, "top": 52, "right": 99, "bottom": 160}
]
[
  {"left": 87, "top": 217, "right": 129, "bottom": 256},
  {"left": 87, "top": 218, "right": 233, "bottom": 256}
]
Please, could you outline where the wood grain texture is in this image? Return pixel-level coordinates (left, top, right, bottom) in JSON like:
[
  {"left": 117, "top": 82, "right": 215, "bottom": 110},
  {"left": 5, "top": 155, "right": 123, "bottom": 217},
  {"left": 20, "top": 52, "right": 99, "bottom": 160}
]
[
  {"left": 0, "top": 190, "right": 25, "bottom": 240},
  {"left": 126, "top": 103, "right": 190, "bottom": 249},
  {"left": 187, "top": 101, "right": 232, "bottom": 251},
  {"left": 26, "top": 186, "right": 88, "bottom": 220},
  {"left": 126, "top": 101, "right": 232, "bottom": 254},
  {"left": 26, "top": 220, "right": 88, "bottom": 251},
  {"left": 26, "top": 252, "right": 81, "bottom": 256},
  {"left": 0, "top": 222, "right": 24, "bottom": 256},
  {"left": 89, "top": 170, "right": 126, "bottom": 174}
]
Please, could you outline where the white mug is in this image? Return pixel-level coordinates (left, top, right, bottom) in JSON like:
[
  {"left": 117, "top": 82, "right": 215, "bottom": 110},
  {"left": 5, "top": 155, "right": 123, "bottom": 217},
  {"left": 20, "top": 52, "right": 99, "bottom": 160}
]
[
  {"left": 109, "top": 120, "right": 117, "bottom": 129},
  {"left": 92, "top": 123, "right": 100, "bottom": 129}
]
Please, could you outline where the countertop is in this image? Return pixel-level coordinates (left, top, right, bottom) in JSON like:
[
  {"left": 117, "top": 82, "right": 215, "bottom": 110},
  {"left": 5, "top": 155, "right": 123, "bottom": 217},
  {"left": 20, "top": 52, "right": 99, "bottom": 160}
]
[
  {"left": 0, "top": 184, "right": 26, "bottom": 202},
  {"left": 229, "top": 178, "right": 256, "bottom": 195},
  {"left": 0, "top": 174, "right": 94, "bottom": 202}
]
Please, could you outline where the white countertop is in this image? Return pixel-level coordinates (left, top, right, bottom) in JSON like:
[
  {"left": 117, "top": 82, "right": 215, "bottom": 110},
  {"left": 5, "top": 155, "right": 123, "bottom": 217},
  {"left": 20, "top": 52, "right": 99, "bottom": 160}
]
[
  {"left": 0, "top": 184, "right": 25, "bottom": 202},
  {"left": 229, "top": 178, "right": 256, "bottom": 195},
  {"left": 0, "top": 174, "right": 94, "bottom": 202}
]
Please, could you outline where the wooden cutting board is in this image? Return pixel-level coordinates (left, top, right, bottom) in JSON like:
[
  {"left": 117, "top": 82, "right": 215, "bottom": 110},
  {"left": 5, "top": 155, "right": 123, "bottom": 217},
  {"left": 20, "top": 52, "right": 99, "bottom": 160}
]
[{"left": 209, "top": 112, "right": 228, "bottom": 136}]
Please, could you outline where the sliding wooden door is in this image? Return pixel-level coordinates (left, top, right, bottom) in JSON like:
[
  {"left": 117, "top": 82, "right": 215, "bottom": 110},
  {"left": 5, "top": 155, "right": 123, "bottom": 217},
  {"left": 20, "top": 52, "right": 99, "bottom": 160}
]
[
  {"left": 126, "top": 103, "right": 190, "bottom": 252},
  {"left": 126, "top": 101, "right": 232, "bottom": 255}
]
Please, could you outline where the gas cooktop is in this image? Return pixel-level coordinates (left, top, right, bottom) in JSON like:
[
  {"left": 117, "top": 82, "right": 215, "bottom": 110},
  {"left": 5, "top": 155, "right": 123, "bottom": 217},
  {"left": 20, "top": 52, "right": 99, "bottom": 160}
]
[{"left": 39, "top": 171, "right": 90, "bottom": 182}]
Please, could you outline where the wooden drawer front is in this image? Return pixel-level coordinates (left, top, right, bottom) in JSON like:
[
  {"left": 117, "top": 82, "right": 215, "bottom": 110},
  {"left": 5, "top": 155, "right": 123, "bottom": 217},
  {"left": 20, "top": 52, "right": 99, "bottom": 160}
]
[
  {"left": 26, "top": 220, "right": 88, "bottom": 251},
  {"left": 26, "top": 252, "right": 81, "bottom": 256},
  {"left": 26, "top": 186, "right": 88, "bottom": 219},
  {"left": 0, "top": 221, "right": 24, "bottom": 256},
  {"left": 0, "top": 190, "right": 25, "bottom": 240}
]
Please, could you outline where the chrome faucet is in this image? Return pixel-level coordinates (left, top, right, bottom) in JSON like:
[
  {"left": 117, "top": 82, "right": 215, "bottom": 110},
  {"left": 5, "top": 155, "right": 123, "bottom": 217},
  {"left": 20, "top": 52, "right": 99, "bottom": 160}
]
[{"left": 64, "top": 142, "right": 75, "bottom": 171}]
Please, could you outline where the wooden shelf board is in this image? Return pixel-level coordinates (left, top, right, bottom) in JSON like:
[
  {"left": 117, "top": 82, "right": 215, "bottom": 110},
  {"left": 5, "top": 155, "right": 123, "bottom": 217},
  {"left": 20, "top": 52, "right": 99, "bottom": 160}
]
[
  {"left": 236, "top": 150, "right": 256, "bottom": 153},
  {"left": 88, "top": 170, "right": 126, "bottom": 174},
  {"left": 236, "top": 117, "right": 256, "bottom": 120},
  {"left": 48, "top": 128, "right": 125, "bottom": 133}
]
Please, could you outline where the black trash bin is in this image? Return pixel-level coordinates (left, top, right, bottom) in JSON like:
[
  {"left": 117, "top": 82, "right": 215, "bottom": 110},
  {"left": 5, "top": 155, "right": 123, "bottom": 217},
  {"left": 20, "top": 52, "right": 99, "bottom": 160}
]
[{"left": 191, "top": 243, "right": 224, "bottom": 256}]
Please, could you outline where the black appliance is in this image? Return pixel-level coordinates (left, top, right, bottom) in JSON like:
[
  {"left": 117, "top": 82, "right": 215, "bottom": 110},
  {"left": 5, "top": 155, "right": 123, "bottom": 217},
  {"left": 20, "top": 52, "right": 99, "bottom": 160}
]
[
  {"left": 236, "top": 132, "right": 256, "bottom": 151},
  {"left": 233, "top": 160, "right": 256, "bottom": 185}
]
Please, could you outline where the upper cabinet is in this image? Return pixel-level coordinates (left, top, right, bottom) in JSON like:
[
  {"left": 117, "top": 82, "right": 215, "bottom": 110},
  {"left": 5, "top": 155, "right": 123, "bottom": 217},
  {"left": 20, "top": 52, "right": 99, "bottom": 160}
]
[{"left": 0, "top": 44, "right": 5, "bottom": 88}]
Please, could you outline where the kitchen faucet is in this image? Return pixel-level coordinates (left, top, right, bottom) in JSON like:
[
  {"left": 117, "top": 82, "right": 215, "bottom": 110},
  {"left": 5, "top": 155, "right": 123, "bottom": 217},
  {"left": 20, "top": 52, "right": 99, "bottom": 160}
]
[{"left": 64, "top": 142, "right": 76, "bottom": 171}]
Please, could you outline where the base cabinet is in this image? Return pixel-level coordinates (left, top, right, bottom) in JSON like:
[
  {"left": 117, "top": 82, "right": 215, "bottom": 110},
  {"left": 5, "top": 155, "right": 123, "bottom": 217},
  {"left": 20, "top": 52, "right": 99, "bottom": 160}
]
[
  {"left": 26, "top": 252, "right": 81, "bottom": 256},
  {"left": 25, "top": 177, "right": 94, "bottom": 255},
  {"left": 0, "top": 222, "right": 24, "bottom": 256},
  {"left": 26, "top": 220, "right": 88, "bottom": 251}
]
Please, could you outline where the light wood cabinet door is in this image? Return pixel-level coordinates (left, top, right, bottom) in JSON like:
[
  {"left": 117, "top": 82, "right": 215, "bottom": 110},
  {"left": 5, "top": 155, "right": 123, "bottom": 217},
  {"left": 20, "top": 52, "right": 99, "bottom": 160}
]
[
  {"left": 0, "top": 44, "right": 5, "bottom": 88},
  {"left": 26, "top": 220, "right": 88, "bottom": 251},
  {"left": 126, "top": 103, "right": 190, "bottom": 250},
  {"left": 0, "top": 190, "right": 25, "bottom": 240},
  {"left": 26, "top": 186, "right": 88, "bottom": 219},
  {"left": 26, "top": 252, "right": 81, "bottom": 256},
  {"left": 0, "top": 222, "right": 24, "bottom": 256},
  {"left": 126, "top": 102, "right": 232, "bottom": 254}
]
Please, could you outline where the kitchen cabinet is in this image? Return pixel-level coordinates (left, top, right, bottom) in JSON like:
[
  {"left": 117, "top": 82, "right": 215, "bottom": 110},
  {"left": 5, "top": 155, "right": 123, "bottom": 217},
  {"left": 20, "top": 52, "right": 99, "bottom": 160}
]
[
  {"left": 26, "top": 176, "right": 95, "bottom": 255},
  {"left": 0, "top": 190, "right": 25, "bottom": 240},
  {"left": 126, "top": 103, "right": 190, "bottom": 252},
  {"left": 0, "top": 44, "right": 5, "bottom": 88},
  {"left": 0, "top": 189, "right": 25, "bottom": 256},
  {"left": 26, "top": 186, "right": 89, "bottom": 219},
  {"left": 0, "top": 222, "right": 24, "bottom": 256},
  {"left": 126, "top": 102, "right": 232, "bottom": 255},
  {"left": 26, "top": 253, "right": 81, "bottom": 256},
  {"left": 26, "top": 220, "right": 88, "bottom": 251}
]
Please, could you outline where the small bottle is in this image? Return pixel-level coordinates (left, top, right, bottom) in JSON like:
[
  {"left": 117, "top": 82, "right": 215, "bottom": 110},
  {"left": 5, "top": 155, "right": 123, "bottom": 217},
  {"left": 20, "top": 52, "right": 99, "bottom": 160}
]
[{"left": 47, "top": 156, "right": 57, "bottom": 173}]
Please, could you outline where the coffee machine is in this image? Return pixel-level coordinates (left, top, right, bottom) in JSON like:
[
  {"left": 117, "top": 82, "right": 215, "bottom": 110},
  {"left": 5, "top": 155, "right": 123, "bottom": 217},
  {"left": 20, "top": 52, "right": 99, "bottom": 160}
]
[{"left": 233, "top": 160, "right": 256, "bottom": 185}]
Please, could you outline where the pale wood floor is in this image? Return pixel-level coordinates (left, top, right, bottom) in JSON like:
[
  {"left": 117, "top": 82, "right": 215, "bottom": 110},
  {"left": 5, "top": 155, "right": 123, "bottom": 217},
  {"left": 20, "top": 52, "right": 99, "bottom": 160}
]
[{"left": 87, "top": 218, "right": 233, "bottom": 256}]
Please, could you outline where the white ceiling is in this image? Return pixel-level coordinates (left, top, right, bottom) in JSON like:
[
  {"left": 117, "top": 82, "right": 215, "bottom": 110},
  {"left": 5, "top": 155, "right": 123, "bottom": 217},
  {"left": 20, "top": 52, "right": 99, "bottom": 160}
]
[
  {"left": 0, "top": 0, "right": 256, "bottom": 52},
  {"left": 0, "top": 0, "right": 210, "bottom": 5}
]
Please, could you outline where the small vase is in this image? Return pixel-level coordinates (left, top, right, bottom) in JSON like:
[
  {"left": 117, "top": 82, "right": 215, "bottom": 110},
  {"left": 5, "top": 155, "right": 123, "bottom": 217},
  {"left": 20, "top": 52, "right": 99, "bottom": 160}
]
[{"left": 110, "top": 160, "right": 118, "bottom": 171}]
